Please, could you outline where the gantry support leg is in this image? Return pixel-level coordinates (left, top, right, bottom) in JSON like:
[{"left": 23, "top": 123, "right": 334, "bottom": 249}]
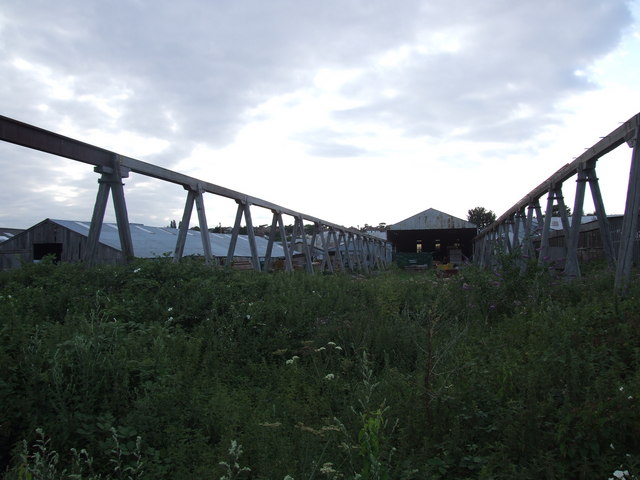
[
  {"left": 279, "top": 214, "right": 294, "bottom": 272},
  {"left": 85, "top": 161, "right": 134, "bottom": 265},
  {"left": 243, "top": 203, "right": 261, "bottom": 271},
  {"left": 173, "top": 188, "right": 196, "bottom": 262},
  {"left": 290, "top": 216, "right": 313, "bottom": 273},
  {"left": 615, "top": 122, "right": 640, "bottom": 291},
  {"left": 539, "top": 187, "right": 557, "bottom": 264},
  {"left": 564, "top": 168, "right": 588, "bottom": 278},
  {"left": 226, "top": 201, "right": 260, "bottom": 271},
  {"left": 193, "top": 185, "right": 213, "bottom": 264},
  {"left": 522, "top": 203, "right": 537, "bottom": 262},
  {"left": 331, "top": 229, "right": 344, "bottom": 271},
  {"left": 227, "top": 202, "right": 244, "bottom": 267},
  {"left": 338, "top": 231, "right": 352, "bottom": 271},
  {"left": 264, "top": 211, "right": 294, "bottom": 272},
  {"left": 263, "top": 212, "right": 278, "bottom": 271},
  {"left": 587, "top": 165, "right": 615, "bottom": 269}
]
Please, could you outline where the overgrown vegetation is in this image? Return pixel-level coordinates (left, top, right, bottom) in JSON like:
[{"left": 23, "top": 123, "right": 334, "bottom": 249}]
[{"left": 1, "top": 256, "right": 639, "bottom": 479}]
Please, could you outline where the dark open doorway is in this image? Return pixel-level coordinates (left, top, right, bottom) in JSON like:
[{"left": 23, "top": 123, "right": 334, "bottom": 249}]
[{"left": 33, "top": 243, "right": 63, "bottom": 262}]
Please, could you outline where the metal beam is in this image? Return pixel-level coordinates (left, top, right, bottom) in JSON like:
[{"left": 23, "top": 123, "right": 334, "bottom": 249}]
[
  {"left": 476, "top": 112, "right": 640, "bottom": 241},
  {"left": 0, "top": 114, "right": 386, "bottom": 249}
]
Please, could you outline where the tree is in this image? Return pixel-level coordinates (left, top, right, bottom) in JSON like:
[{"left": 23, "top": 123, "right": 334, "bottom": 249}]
[
  {"left": 467, "top": 207, "right": 496, "bottom": 229},
  {"left": 551, "top": 204, "right": 571, "bottom": 217}
]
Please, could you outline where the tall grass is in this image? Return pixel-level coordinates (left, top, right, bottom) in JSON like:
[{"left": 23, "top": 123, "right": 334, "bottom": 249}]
[{"left": 1, "top": 257, "right": 639, "bottom": 479}]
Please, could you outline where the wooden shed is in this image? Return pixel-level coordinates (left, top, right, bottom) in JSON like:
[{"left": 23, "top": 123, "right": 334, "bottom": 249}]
[
  {"left": 387, "top": 208, "right": 477, "bottom": 264},
  {"left": 0, "top": 219, "right": 122, "bottom": 269},
  {"left": 0, "top": 218, "right": 287, "bottom": 270}
]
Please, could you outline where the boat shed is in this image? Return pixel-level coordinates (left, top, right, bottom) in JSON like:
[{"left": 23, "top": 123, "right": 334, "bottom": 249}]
[
  {"left": 0, "top": 218, "right": 286, "bottom": 270},
  {"left": 387, "top": 208, "right": 477, "bottom": 263}
]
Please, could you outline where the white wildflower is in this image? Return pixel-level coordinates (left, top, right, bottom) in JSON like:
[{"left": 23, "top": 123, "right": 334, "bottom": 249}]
[
  {"left": 286, "top": 356, "right": 299, "bottom": 365},
  {"left": 315, "top": 347, "right": 326, "bottom": 352},
  {"left": 334, "top": 346, "right": 343, "bottom": 351},
  {"left": 325, "top": 373, "right": 335, "bottom": 381},
  {"left": 167, "top": 307, "right": 173, "bottom": 312},
  {"left": 133, "top": 268, "right": 141, "bottom": 273},
  {"left": 246, "top": 314, "right": 251, "bottom": 320},
  {"left": 327, "top": 342, "right": 336, "bottom": 346},
  {"left": 320, "top": 462, "right": 337, "bottom": 474}
]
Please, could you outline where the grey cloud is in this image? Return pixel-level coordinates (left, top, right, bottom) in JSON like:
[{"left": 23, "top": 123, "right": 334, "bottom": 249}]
[
  {"left": 305, "top": 142, "right": 369, "bottom": 158},
  {"left": 0, "top": 0, "right": 634, "bottom": 228},
  {"left": 3, "top": 0, "right": 630, "bottom": 149},
  {"left": 293, "top": 128, "right": 371, "bottom": 158},
  {"left": 335, "top": 0, "right": 631, "bottom": 141},
  {"left": 1, "top": 1, "right": 426, "bottom": 146}
]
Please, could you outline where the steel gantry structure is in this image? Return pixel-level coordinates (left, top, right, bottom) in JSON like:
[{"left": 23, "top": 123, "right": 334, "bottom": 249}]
[
  {"left": 473, "top": 112, "right": 640, "bottom": 290},
  {"left": 0, "top": 115, "right": 389, "bottom": 273}
]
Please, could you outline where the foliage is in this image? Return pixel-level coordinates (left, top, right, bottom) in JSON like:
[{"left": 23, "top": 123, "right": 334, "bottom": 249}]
[
  {"left": 467, "top": 206, "right": 496, "bottom": 229},
  {"left": 551, "top": 203, "right": 572, "bottom": 217},
  {"left": 1, "top": 257, "right": 639, "bottom": 479}
]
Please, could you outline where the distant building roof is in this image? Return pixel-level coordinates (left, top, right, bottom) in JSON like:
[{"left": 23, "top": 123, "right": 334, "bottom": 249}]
[
  {"left": 547, "top": 215, "right": 598, "bottom": 230},
  {"left": 390, "top": 208, "right": 476, "bottom": 231},
  {"left": 49, "top": 219, "right": 285, "bottom": 258},
  {"left": 0, "top": 228, "right": 24, "bottom": 243},
  {"left": 364, "top": 230, "right": 388, "bottom": 240}
]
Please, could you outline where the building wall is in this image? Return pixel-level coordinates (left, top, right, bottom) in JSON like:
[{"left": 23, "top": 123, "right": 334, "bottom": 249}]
[
  {"left": 538, "top": 216, "right": 640, "bottom": 266},
  {"left": 0, "top": 220, "right": 123, "bottom": 270},
  {"left": 387, "top": 227, "right": 476, "bottom": 263}
]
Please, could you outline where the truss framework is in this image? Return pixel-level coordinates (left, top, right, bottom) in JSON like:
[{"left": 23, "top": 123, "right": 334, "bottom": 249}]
[
  {"left": 0, "top": 115, "right": 388, "bottom": 273},
  {"left": 473, "top": 112, "right": 640, "bottom": 291}
]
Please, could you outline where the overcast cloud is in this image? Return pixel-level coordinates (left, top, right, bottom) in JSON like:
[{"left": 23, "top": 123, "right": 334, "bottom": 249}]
[{"left": 1, "top": 0, "right": 639, "bottom": 229}]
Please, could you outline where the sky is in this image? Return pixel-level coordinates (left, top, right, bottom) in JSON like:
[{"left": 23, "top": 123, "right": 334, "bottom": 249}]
[{"left": 1, "top": 0, "right": 639, "bottom": 230}]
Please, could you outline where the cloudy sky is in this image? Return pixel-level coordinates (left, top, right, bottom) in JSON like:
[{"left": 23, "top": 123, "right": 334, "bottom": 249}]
[{"left": 1, "top": 0, "right": 639, "bottom": 230}]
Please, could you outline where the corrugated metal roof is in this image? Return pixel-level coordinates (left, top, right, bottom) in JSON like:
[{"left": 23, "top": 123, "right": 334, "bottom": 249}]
[
  {"left": 50, "top": 220, "right": 286, "bottom": 258},
  {"left": 0, "top": 228, "right": 23, "bottom": 244},
  {"left": 390, "top": 208, "right": 477, "bottom": 230}
]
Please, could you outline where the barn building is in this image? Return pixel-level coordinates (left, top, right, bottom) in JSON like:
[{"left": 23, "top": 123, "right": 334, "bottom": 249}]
[
  {"left": 534, "top": 214, "right": 640, "bottom": 267},
  {"left": 387, "top": 208, "right": 477, "bottom": 264},
  {"left": 0, "top": 218, "right": 285, "bottom": 270}
]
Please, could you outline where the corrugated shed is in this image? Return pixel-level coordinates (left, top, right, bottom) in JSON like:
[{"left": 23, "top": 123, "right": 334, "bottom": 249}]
[
  {"left": 50, "top": 220, "right": 286, "bottom": 258},
  {"left": 390, "top": 208, "right": 476, "bottom": 231}
]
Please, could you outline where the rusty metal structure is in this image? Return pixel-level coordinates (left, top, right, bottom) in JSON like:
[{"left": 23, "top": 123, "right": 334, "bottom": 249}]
[
  {"left": 473, "top": 112, "right": 640, "bottom": 290},
  {"left": 0, "top": 115, "right": 388, "bottom": 273}
]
